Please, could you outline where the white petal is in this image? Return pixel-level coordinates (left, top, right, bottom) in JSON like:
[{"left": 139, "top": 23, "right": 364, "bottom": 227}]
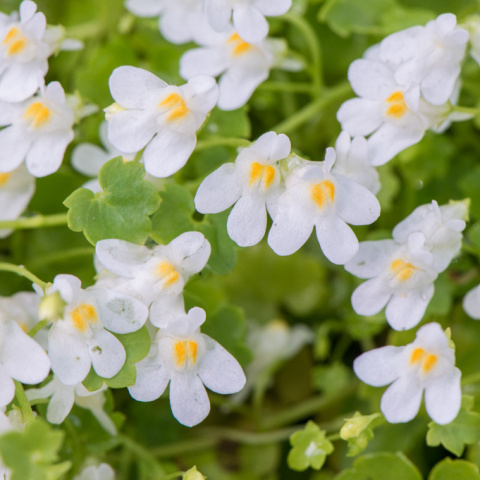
[
  {"left": 385, "top": 286, "right": 434, "bottom": 331},
  {"left": 315, "top": 215, "right": 358, "bottom": 265},
  {"left": 347, "top": 59, "right": 396, "bottom": 100},
  {"left": 143, "top": 130, "right": 196, "bottom": 178},
  {"left": 345, "top": 240, "right": 398, "bottom": 279},
  {"left": 52, "top": 274, "right": 82, "bottom": 303},
  {"left": 0, "top": 62, "right": 47, "bottom": 102},
  {"left": 381, "top": 375, "right": 423, "bottom": 423},
  {"left": 149, "top": 294, "right": 185, "bottom": 329},
  {"left": 351, "top": 277, "right": 391, "bottom": 316},
  {"left": 254, "top": 0, "right": 291, "bottom": 16},
  {"left": 159, "top": 10, "right": 194, "bottom": 44},
  {"left": 88, "top": 329, "right": 126, "bottom": 379},
  {"left": 0, "top": 365, "right": 14, "bottom": 407},
  {"left": 205, "top": 0, "right": 232, "bottom": 32},
  {"left": 71, "top": 143, "right": 110, "bottom": 177},
  {"left": 20, "top": 0, "right": 38, "bottom": 21},
  {"left": 128, "top": 352, "right": 170, "bottom": 402},
  {"left": 125, "top": 0, "right": 164, "bottom": 16},
  {"left": 47, "top": 384, "right": 75, "bottom": 424},
  {"left": 422, "top": 66, "right": 460, "bottom": 106},
  {"left": 0, "top": 126, "right": 31, "bottom": 173},
  {"left": 180, "top": 48, "right": 228, "bottom": 80},
  {"left": 227, "top": 192, "right": 267, "bottom": 247},
  {"left": 182, "top": 75, "right": 219, "bottom": 116},
  {"left": 167, "top": 231, "right": 211, "bottom": 275},
  {"left": 233, "top": 4, "right": 268, "bottom": 43},
  {"left": 353, "top": 346, "right": 403, "bottom": 387},
  {"left": 463, "top": 285, "right": 480, "bottom": 320},
  {"left": 197, "top": 335, "right": 246, "bottom": 394},
  {"left": 169, "top": 373, "right": 210, "bottom": 427},
  {"left": 337, "top": 98, "right": 383, "bottom": 137},
  {"left": 250, "top": 131, "right": 291, "bottom": 162},
  {"left": 424, "top": 368, "right": 461, "bottom": 425},
  {"left": 195, "top": 163, "right": 242, "bottom": 214}
]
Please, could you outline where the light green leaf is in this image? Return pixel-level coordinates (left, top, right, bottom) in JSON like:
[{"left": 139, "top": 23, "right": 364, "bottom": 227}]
[
  {"left": 64, "top": 157, "right": 160, "bottom": 245},
  {"left": 335, "top": 452, "right": 422, "bottom": 480},
  {"left": 426, "top": 395, "right": 480, "bottom": 457},
  {"left": 340, "top": 412, "right": 384, "bottom": 457},
  {"left": 429, "top": 458, "right": 480, "bottom": 480},
  {"left": 288, "top": 421, "right": 334, "bottom": 472}
]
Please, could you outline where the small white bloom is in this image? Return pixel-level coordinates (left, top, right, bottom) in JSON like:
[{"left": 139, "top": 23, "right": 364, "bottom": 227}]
[
  {"left": 73, "top": 463, "right": 115, "bottom": 480},
  {"left": 346, "top": 232, "right": 438, "bottom": 331},
  {"left": 462, "top": 284, "right": 480, "bottom": 320},
  {"left": 204, "top": 0, "right": 291, "bottom": 43},
  {"left": 337, "top": 59, "right": 428, "bottom": 166},
  {"left": 0, "top": 164, "right": 35, "bottom": 238},
  {"left": 95, "top": 232, "right": 211, "bottom": 328},
  {"left": 106, "top": 66, "right": 218, "bottom": 177},
  {"left": 268, "top": 148, "right": 380, "bottom": 264},
  {"left": 195, "top": 132, "right": 290, "bottom": 246},
  {"left": 0, "top": 81, "right": 74, "bottom": 177},
  {"left": 379, "top": 14, "right": 469, "bottom": 106},
  {"left": 180, "top": 28, "right": 291, "bottom": 110},
  {"left": 46, "top": 274, "right": 148, "bottom": 385},
  {"left": 354, "top": 323, "right": 461, "bottom": 425},
  {"left": 0, "top": 317, "right": 50, "bottom": 407},
  {"left": 26, "top": 376, "right": 116, "bottom": 434},
  {"left": 128, "top": 307, "right": 246, "bottom": 427},
  {"left": 331, "top": 131, "right": 380, "bottom": 194},
  {"left": 392, "top": 200, "right": 467, "bottom": 272}
]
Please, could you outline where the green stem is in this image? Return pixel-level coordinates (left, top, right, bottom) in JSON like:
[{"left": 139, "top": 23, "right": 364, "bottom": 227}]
[
  {"left": 196, "top": 137, "right": 250, "bottom": 151},
  {"left": 0, "top": 262, "right": 48, "bottom": 291},
  {"left": 153, "top": 438, "right": 216, "bottom": 459},
  {"left": 452, "top": 105, "right": 480, "bottom": 116},
  {"left": 28, "top": 247, "right": 95, "bottom": 269},
  {"left": 327, "top": 433, "right": 341, "bottom": 442},
  {"left": 28, "top": 319, "right": 50, "bottom": 338},
  {"left": 258, "top": 81, "right": 315, "bottom": 93},
  {"left": 0, "top": 213, "right": 68, "bottom": 230},
  {"left": 158, "top": 472, "right": 184, "bottom": 480},
  {"left": 14, "top": 381, "right": 35, "bottom": 424},
  {"left": 282, "top": 13, "right": 323, "bottom": 94},
  {"left": 271, "top": 81, "right": 352, "bottom": 134}
]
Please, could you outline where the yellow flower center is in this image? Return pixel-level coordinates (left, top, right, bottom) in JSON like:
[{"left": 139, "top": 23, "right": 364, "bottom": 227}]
[
  {"left": 311, "top": 180, "right": 335, "bottom": 209},
  {"left": 24, "top": 102, "right": 52, "bottom": 128},
  {"left": 173, "top": 340, "right": 198, "bottom": 368},
  {"left": 385, "top": 91, "right": 407, "bottom": 119},
  {"left": 409, "top": 347, "right": 438, "bottom": 374},
  {"left": 249, "top": 162, "right": 276, "bottom": 189},
  {"left": 227, "top": 32, "right": 253, "bottom": 57},
  {"left": 390, "top": 258, "right": 416, "bottom": 282},
  {"left": 70, "top": 304, "right": 98, "bottom": 332},
  {"left": 156, "top": 261, "right": 180, "bottom": 287},
  {"left": 2, "top": 26, "right": 27, "bottom": 56},
  {"left": 158, "top": 93, "right": 189, "bottom": 122},
  {"left": 0, "top": 173, "right": 11, "bottom": 186}
]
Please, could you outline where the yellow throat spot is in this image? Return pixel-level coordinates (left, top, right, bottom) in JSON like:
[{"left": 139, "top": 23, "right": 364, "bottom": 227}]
[
  {"left": 390, "top": 258, "right": 416, "bottom": 282},
  {"left": 156, "top": 261, "right": 180, "bottom": 287},
  {"left": 248, "top": 162, "right": 276, "bottom": 189},
  {"left": 71, "top": 304, "right": 98, "bottom": 332},
  {"left": 174, "top": 340, "right": 198, "bottom": 368},
  {"left": 311, "top": 180, "right": 335, "bottom": 208},
  {"left": 227, "top": 32, "right": 252, "bottom": 56},
  {"left": 2, "top": 27, "right": 27, "bottom": 56},
  {"left": 24, "top": 102, "right": 52, "bottom": 129},
  {"left": 159, "top": 93, "right": 189, "bottom": 122},
  {"left": 410, "top": 347, "right": 438, "bottom": 374},
  {"left": 0, "top": 173, "right": 11, "bottom": 186},
  {"left": 385, "top": 91, "right": 407, "bottom": 119}
]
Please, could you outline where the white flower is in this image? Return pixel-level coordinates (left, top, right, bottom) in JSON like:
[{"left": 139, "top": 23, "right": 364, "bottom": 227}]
[
  {"left": 0, "top": 81, "right": 74, "bottom": 177},
  {"left": 204, "top": 0, "right": 291, "bottom": 43},
  {"left": 346, "top": 232, "right": 438, "bottom": 331},
  {"left": 46, "top": 274, "right": 148, "bottom": 385},
  {"left": 95, "top": 232, "right": 211, "bottom": 328},
  {"left": 378, "top": 14, "right": 468, "bottom": 106},
  {"left": 337, "top": 58, "right": 428, "bottom": 166},
  {"left": 466, "top": 16, "right": 480, "bottom": 67},
  {"left": 26, "top": 376, "right": 117, "bottom": 434},
  {"left": 125, "top": 0, "right": 205, "bottom": 44},
  {"left": 392, "top": 200, "right": 467, "bottom": 272},
  {"left": 267, "top": 148, "right": 381, "bottom": 264},
  {"left": 331, "top": 131, "right": 380, "bottom": 194},
  {"left": 0, "top": 317, "right": 50, "bottom": 407},
  {"left": 106, "top": 66, "right": 218, "bottom": 177},
  {"left": 128, "top": 307, "right": 246, "bottom": 427},
  {"left": 462, "top": 284, "right": 480, "bottom": 320},
  {"left": 73, "top": 464, "right": 115, "bottom": 480},
  {"left": 354, "top": 323, "right": 461, "bottom": 425},
  {"left": 180, "top": 28, "right": 292, "bottom": 110},
  {"left": 195, "top": 132, "right": 290, "bottom": 246},
  {"left": 0, "top": 164, "right": 35, "bottom": 238}
]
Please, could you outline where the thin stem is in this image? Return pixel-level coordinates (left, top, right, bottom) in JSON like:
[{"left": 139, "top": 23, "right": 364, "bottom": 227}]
[
  {"left": 271, "top": 81, "right": 352, "bottom": 134},
  {"left": 152, "top": 438, "right": 216, "bottom": 459},
  {"left": 28, "top": 247, "right": 95, "bottom": 269},
  {"left": 452, "top": 105, "right": 480, "bottom": 116},
  {"left": 28, "top": 319, "right": 50, "bottom": 338},
  {"left": 327, "top": 433, "right": 341, "bottom": 442},
  {"left": 196, "top": 137, "right": 250, "bottom": 151},
  {"left": 14, "top": 381, "right": 35, "bottom": 424},
  {"left": 258, "top": 82, "right": 315, "bottom": 93},
  {"left": 0, "top": 213, "right": 68, "bottom": 230},
  {"left": 158, "top": 472, "right": 184, "bottom": 480},
  {"left": 0, "top": 262, "right": 48, "bottom": 291},
  {"left": 282, "top": 13, "right": 323, "bottom": 94}
]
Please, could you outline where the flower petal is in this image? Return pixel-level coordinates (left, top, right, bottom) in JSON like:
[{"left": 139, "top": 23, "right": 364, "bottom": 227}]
[
  {"left": 167, "top": 231, "right": 211, "bottom": 275},
  {"left": 0, "top": 126, "right": 31, "bottom": 173},
  {"left": 353, "top": 345, "right": 403, "bottom": 387},
  {"left": 345, "top": 240, "right": 398, "bottom": 279},
  {"left": 253, "top": 0, "right": 291, "bottom": 16},
  {"left": 337, "top": 98, "right": 383, "bottom": 137},
  {"left": 0, "top": 365, "right": 15, "bottom": 407},
  {"left": 180, "top": 48, "right": 229, "bottom": 80},
  {"left": 233, "top": 4, "right": 268, "bottom": 43},
  {"left": 205, "top": 0, "right": 232, "bottom": 32},
  {"left": 88, "top": 329, "right": 126, "bottom": 379},
  {"left": 380, "top": 375, "right": 423, "bottom": 423},
  {"left": 351, "top": 277, "right": 391, "bottom": 316}
]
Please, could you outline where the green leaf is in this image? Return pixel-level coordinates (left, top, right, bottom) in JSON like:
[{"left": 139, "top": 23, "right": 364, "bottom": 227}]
[
  {"left": 312, "top": 362, "right": 352, "bottom": 397},
  {"left": 335, "top": 452, "right": 422, "bottom": 480},
  {"left": 288, "top": 421, "right": 334, "bottom": 472},
  {"left": 82, "top": 326, "right": 152, "bottom": 390},
  {"left": 340, "top": 412, "right": 384, "bottom": 457},
  {"left": 429, "top": 458, "right": 480, "bottom": 480},
  {"left": 64, "top": 157, "right": 160, "bottom": 245},
  {"left": 426, "top": 395, "right": 480, "bottom": 457},
  {"left": 0, "top": 418, "right": 70, "bottom": 480}
]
